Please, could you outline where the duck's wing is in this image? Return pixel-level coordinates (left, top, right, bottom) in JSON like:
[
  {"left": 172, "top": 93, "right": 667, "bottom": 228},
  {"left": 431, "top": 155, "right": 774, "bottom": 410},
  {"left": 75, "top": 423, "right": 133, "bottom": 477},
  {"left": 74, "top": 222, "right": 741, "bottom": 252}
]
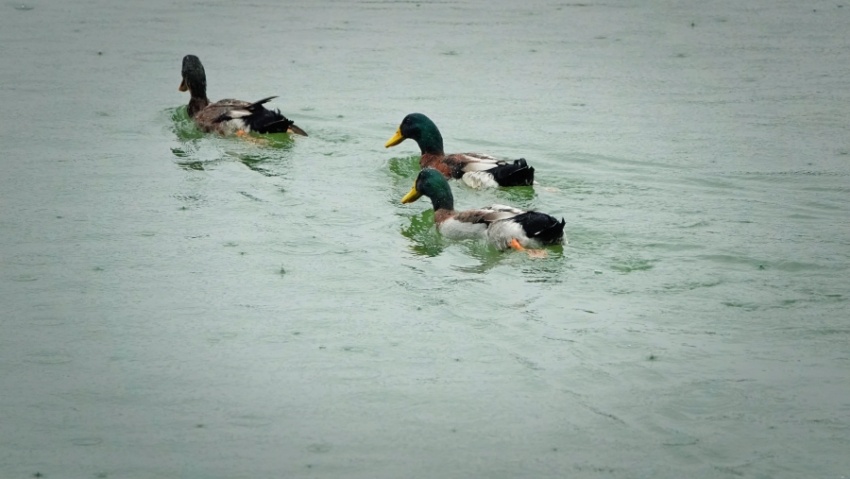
[
  {"left": 194, "top": 97, "right": 307, "bottom": 136},
  {"left": 454, "top": 204, "right": 525, "bottom": 224},
  {"left": 191, "top": 99, "right": 252, "bottom": 132}
]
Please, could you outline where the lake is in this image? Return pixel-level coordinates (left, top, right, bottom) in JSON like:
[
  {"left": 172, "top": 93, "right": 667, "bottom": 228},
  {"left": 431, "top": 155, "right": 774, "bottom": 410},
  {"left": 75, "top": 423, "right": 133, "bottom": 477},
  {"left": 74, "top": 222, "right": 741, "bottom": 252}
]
[{"left": 1, "top": 1, "right": 848, "bottom": 478}]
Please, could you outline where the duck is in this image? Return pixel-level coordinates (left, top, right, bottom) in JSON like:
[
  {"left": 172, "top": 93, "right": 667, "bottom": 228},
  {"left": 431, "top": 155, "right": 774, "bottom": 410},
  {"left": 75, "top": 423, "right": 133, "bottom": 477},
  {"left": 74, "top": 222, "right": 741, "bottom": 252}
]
[
  {"left": 401, "top": 168, "right": 565, "bottom": 252},
  {"left": 178, "top": 55, "right": 307, "bottom": 137},
  {"left": 385, "top": 113, "right": 534, "bottom": 188}
]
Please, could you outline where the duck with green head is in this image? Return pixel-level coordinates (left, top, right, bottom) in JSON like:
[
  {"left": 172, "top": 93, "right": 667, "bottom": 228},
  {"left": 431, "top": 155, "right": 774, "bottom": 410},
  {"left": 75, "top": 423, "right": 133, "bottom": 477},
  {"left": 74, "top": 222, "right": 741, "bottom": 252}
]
[
  {"left": 179, "top": 55, "right": 307, "bottom": 137},
  {"left": 386, "top": 113, "right": 535, "bottom": 188},
  {"left": 401, "top": 168, "right": 565, "bottom": 253}
]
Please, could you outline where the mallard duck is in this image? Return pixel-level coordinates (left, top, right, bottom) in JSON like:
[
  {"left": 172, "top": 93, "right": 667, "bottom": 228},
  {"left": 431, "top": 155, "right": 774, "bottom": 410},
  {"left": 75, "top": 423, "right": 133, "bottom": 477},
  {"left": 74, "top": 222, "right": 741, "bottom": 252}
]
[
  {"left": 386, "top": 113, "right": 534, "bottom": 188},
  {"left": 401, "top": 168, "right": 565, "bottom": 251},
  {"left": 179, "top": 55, "right": 307, "bottom": 136}
]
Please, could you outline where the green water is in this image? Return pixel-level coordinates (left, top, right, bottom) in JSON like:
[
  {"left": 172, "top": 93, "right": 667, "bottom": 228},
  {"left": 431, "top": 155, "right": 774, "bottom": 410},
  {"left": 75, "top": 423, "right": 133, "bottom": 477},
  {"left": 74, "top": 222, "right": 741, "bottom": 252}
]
[{"left": 2, "top": 1, "right": 849, "bottom": 478}]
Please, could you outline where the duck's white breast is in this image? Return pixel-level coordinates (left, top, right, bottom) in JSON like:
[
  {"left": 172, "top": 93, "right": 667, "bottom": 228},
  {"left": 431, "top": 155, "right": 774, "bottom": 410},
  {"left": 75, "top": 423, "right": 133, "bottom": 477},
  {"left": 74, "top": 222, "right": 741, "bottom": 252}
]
[{"left": 437, "top": 218, "right": 488, "bottom": 240}]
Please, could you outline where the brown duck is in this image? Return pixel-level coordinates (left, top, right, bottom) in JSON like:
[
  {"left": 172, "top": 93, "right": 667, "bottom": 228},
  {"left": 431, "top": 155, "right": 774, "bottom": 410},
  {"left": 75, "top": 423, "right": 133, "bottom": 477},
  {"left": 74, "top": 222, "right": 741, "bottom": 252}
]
[{"left": 179, "top": 55, "right": 307, "bottom": 137}]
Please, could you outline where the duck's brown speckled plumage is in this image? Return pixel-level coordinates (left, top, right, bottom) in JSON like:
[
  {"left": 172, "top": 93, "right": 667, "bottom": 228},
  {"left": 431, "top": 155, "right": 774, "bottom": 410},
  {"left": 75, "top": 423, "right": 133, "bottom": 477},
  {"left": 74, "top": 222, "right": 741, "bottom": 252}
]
[
  {"left": 193, "top": 99, "right": 250, "bottom": 130},
  {"left": 179, "top": 55, "right": 307, "bottom": 137}
]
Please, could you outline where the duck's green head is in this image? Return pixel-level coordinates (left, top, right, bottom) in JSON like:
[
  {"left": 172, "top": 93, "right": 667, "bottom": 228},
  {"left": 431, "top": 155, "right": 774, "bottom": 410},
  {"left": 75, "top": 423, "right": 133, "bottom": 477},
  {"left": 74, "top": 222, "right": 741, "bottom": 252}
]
[
  {"left": 385, "top": 113, "right": 444, "bottom": 155},
  {"left": 179, "top": 54, "right": 207, "bottom": 97},
  {"left": 401, "top": 168, "right": 454, "bottom": 211}
]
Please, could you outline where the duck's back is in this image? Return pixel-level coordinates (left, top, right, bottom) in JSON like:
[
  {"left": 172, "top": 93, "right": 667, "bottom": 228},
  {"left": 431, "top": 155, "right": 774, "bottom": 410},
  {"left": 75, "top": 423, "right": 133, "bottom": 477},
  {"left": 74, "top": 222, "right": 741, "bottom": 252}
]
[{"left": 192, "top": 99, "right": 251, "bottom": 133}]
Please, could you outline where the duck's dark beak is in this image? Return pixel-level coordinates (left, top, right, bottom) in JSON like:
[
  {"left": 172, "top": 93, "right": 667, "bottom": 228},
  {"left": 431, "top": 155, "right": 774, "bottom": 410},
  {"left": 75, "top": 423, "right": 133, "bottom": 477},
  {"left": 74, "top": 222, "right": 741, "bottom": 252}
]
[
  {"left": 178, "top": 78, "right": 188, "bottom": 92},
  {"left": 287, "top": 124, "right": 308, "bottom": 136}
]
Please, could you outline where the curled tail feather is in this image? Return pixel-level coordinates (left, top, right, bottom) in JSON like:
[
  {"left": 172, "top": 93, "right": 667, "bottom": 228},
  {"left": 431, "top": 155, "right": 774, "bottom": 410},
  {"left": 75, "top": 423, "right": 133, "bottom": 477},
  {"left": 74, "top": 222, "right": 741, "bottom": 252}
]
[
  {"left": 515, "top": 212, "right": 565, "bottom": 245},
  {"left": 488, "top": 159, "right": 535, "bottom": 187}
]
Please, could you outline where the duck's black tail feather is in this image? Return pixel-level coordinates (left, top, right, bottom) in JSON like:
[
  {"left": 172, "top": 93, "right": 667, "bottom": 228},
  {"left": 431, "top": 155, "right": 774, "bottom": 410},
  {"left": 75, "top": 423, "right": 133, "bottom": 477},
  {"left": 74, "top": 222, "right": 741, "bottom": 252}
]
[
  {"left": 488, "top": 159, "right": 535, "bottom": 187},
  {"left": 217, "top": 96, "right": 308, "bottom": 136},
  {"left": 246, "top": 97, "right": 308, "bottom": 135},
  {"left": 285, "top": 123, "right": 308, "bottom": 136},
  {"left": 514, "top": 212, "right": 565, "bottom": 245},
  {"left": 246, "top": 96, "right": 278, "bottom": 109}
]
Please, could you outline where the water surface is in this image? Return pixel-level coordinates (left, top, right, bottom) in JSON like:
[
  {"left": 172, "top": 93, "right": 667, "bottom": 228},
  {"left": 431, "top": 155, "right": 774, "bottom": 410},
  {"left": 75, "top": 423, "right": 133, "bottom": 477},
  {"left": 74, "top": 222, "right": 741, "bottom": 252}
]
[{"left": 1, "top": 1, "right": 849, "bottom": 478}]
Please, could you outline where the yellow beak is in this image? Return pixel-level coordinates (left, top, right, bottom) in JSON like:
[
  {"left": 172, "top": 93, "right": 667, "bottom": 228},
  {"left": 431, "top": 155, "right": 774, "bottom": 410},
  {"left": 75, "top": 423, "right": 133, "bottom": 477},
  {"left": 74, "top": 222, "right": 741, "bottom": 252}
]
[
  {"left": 401, "top": 185, "right": 422, "bottom": 204},
  {"left": 385, "top": 128, "right": 405, "bottom": 148}
]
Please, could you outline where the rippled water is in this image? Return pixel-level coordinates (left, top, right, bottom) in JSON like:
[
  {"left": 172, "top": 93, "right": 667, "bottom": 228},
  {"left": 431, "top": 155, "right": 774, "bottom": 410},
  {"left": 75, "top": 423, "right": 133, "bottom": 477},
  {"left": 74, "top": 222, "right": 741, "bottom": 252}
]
[{"left": 2, "top": 1, "right": 849, "bottom": 478}]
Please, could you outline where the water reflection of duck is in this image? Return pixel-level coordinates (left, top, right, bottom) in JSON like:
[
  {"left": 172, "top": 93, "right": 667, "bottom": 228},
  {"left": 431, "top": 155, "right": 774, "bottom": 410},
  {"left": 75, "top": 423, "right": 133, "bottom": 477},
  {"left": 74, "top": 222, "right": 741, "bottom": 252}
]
[
  {"left": 386, "top": 113, "right": 534, "bottom": 188},
  {"left": 401, "top": 168, "right": 564, "bottom": 255},
  {"left": 178, "top": 55, "right": 307, "bottom": 137}
]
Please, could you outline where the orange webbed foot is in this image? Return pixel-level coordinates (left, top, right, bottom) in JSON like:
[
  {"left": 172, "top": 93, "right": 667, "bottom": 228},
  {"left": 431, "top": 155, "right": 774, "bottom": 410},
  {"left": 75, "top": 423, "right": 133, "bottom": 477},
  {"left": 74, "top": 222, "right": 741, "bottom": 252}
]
[
  {"left": 526, "top": 249, "right": 549, "bottom": 259},
  {"left": 510, "top": 238, "right": 547, "bottom": 258},
  {"left": 235, "top": 130, "right": 269, "bottom": 145}
]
